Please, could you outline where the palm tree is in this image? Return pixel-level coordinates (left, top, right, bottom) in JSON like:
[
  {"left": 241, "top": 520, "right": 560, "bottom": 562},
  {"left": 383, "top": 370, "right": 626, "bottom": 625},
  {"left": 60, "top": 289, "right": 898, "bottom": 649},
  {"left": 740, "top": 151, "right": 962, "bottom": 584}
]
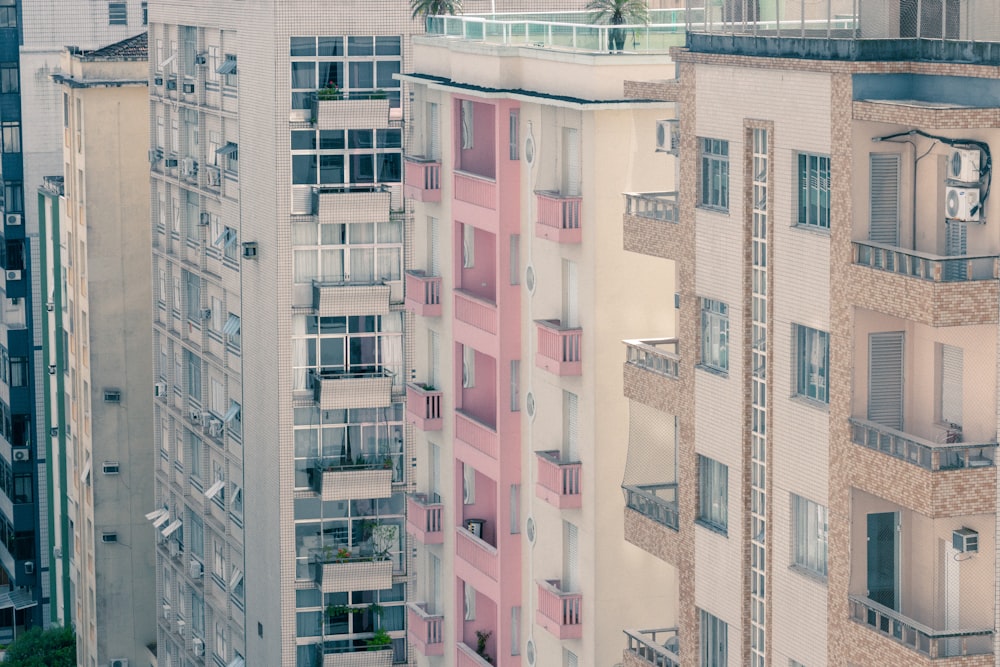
[
  {"left": 410, "top": 0, "right": 463, "bottom": 20},
  {"left": 586, "top": 0, "right": 649, "bottom": 52}
]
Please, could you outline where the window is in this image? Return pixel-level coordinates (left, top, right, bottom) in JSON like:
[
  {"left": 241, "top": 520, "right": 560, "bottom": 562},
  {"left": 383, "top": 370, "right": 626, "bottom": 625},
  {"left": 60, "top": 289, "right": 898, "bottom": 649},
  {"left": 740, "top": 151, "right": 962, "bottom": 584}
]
[
  {"left": 3, "top": 182, "right": 22, "bottom": 213},
  {"left": 218, "top": 54, "right": 237, "bottom": 87},
  {"left": 189, "top": 513, "right": 204, "bottom": 560},
  {"left": 290, "top": 128, "right": 401, "bottom": 186},
  {"left": 700, "top": 298, "right": 729, "bottom": 373},
  {"left": 699, "top": 609, "right": 728, "bottom": 666},
  {"left": 224, "top": 313, "right": 241, "bottom": 349},
  {"left": 462, "top": 223, "right": 475, "bottom": 269},
  {"left": 190, "top": 432, "right": 203, "bottom": 481},
  {"left": 460, "top": 100, "right": 474, "bottom": 149},
  {"left": 509, "top": 110, "right": 519, "bottom": 160},
  {"left": 1, "top": 122, "right": 20, "bottom": 154},
  {"left": 217, "top": 142, "right": 238, "bottom": 174},
  {"left": 795, "top": 325, "right": 829, "bottom": 403},
  {"left": 225, "top": 400, "right": 241, "bottom": 438},
  {"left": 697, "top": 455, "right": 728, "bottom": 533},
  {"left": 463, "top": 581, "right": 476, "bottom": 620},
  {"left": 141, "top": 2, "right": 147, "bottom": 25},
  {"left": 8, "top": 357, "right": 25, "bottom": 388},
  {"left": 108, "top": 2, "right": 127, "bottom": 25},
  {"left": 791, "top": 494, "right": 828, "bottom": 577},
  {"left": 939, "top": 344, "right": 963, "bottom": 426},
  {"left": 798, "top": 153, "right": 830, "bottom": 229},
  {"left": 186, "top": 350, "right": 202, "bottom": 402},
  {"left": 184, "top": 270, "right": 201, "bottom": 322},
  {"left": 290, "top": 314, "right": 403, "bottom": 391},
  {"left": 0, "top": 64, "right": 17, "bottom": 94},
  {"left": 699, "top": 138, "right": 729, "bottom": 211},
  {"left": 0, "top": 1, "right": 15, "bottom": 28},
  {"left": 288, "top": 35, "right": 401, "bottom": 109}
]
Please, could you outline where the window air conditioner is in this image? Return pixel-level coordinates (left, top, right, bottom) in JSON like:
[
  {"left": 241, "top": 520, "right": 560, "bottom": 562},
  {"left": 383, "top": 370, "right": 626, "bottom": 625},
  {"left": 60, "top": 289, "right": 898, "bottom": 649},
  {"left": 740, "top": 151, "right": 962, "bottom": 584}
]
[
  {"left": 103, "top": 389, "right": 122, "bottom": 403},
  {"left": 5, "top": 270, "right": 21, "bottom": 281},
  {"left": 154, "top": 381, "right": 168, "bottom": 397},
  {"left": 23, "top": 561, "right": 33, "bottom": 575},
  {"left": 189, "top": 559, "right": 203, "bottom": 579},
  {"left": 101, "top": 532, "right": 118, "bottom": 544},
  {"left": 181, "top": 157, "right": 199, "bottom": 178},
  {"left": 655, "top": 119, "right": 680, "bottom": 155},
  {"left": 166, "top": 78, "right": 178, "bottom": 91},
  {"left": 189, "top": 409, "right": 202, "bottom": 424},
  {"left": 206, "top": 166, "right": 221, "bottom": 187},
  {"left": 242, "top": 242, "right": 258, "bottom": 259},
  {"left": 183, "top": 82, "right": 196, "bottom": 94},
  {"left": 953, "top": 527, "right": 979, "bottom": 553},
  {"left": 162, "top": 603, "right": 172, "bottom": 619},
  {"left": 201, "top": 308, "right": 212, "bottom": 320},
  {"left": 148, "top": 148, "right": 163, "bottom": 163},
  {"left": 102, "top": 461, "right": 120, "bottom": 474},
  {"left": 195, "top": 54, "right": 207, "bottom": 66},
  {"left": 154, "top": 76, "right": 164, "bottom": 86},
  {"left": 164, "top": 157, "right": 179, "bottom": 168},
  {"left": 209, "top": 419, "right": 224, "bottom": 438},
  {"left": 110, "top": 659, "right": 129, "bottom": 667},
  {"left": 947, "top": 148, "right": 981, "bottom": 184},
  {"left": 5, "top": 213, "right": 21, "bottom": 227},
  {"left": 12, "top": 448, "right": 29, "bottom": 462},
  {"left": 199, "top": 212, "right": 211, "bottom": 226},
  {"left": 945, "top": 186, "right": 981, "bottom": 222},
  {"left": 192, "top": 638, "right": 205, "bottom": 657}
]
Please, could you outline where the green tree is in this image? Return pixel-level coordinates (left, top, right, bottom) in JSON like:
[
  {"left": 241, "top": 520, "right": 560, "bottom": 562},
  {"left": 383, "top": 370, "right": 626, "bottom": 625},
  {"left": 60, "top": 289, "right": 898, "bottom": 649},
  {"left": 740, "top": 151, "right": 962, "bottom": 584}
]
[
  {"left": 410, "top": 0, "right": 463, "bottom": 20},
  {"left": 2, "top": 626, "right": 76, "bottom": 667},
  {"left": 585, "top": 0, "right": 649, "bottom": 51}
]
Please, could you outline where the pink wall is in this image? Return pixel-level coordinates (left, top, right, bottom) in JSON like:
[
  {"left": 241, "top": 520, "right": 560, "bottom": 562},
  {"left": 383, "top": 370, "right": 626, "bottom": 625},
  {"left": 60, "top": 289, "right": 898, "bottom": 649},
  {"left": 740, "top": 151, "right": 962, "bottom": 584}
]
[
  {"left": 458, "top": 585, "right": 498, "bottom": 656},
  {"left": 456, "top": 346, "right": 497, "bottom": 428},
  {"left": 456, "top": 98, "right": 497, "bottom": 179},
  {"left": 456, "top": 467, "right": 498, "bottom": 545},
  {"left": 457, "top": 225, "right": 497, "bottom": 302}
]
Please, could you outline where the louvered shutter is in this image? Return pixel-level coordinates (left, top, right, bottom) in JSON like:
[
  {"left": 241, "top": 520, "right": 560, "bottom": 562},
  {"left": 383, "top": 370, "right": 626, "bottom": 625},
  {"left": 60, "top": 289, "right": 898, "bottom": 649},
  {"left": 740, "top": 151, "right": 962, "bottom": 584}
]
[
  {"left": 428, "top": 330, "right": 440, "bottom": 390},
  {"left": 868, "top": 332, "right": 904, "bottom": 430},
  {"left": 564, "top": 127, "right": 581, "bottom": 196},
  {"left": 565, "top": 391, "right": 579, "bottom": 461},
  {"left": 944, "top": 221, "right": 967, "bottom": 280},
  {"left": 940, "top": 345, "right": 963, "bottom": 426},
  {"left": 428, "top": 102, "right": 440, "bottom": 159},
  {"left": 563, "top": 521, "right": 578, "bottom": 591},
  {"left": 429, "top": 216, "right": 440, "bottom": 277},
  {"left": 869, "top": 154, "right": 900, "bottom": 245}
]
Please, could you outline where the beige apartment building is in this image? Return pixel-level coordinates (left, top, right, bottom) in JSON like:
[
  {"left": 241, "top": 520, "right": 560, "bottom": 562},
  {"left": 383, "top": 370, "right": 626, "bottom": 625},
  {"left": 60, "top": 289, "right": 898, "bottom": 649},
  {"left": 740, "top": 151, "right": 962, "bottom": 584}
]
[{"left": 621, "top": 2, "right": 1000, "bottom": 666}]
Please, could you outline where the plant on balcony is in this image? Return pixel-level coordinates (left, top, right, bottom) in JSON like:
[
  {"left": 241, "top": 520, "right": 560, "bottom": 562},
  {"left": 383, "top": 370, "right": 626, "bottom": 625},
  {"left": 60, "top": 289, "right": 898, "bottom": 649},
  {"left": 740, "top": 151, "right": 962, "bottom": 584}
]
[
  {"left": 475, "top": 630, "right": 493, "bottom": 665},
  {"left": 586, "top": 0, "right": 649, "bottom": 52},
  {"left": 410, "top": 0, "right": 462, "bottom": 20},
  {"left": 366, "top": 627, "right": 392, "bottom": 651},
  {"left": 317, "top": 83, "right": 342, "bottom": 101}
]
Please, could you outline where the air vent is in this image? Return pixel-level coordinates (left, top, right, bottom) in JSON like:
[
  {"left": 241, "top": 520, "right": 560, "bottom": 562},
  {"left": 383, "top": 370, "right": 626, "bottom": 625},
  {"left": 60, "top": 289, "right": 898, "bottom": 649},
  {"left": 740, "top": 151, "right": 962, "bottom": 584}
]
[
  {"left": 101, "top": 532, "right": 118, "bottom": 544},
  {"left": 525, "top": 391, "right": 536, "bottom": 418},
  {"left": 103, "top": 461, "right": 120, "bottom": 475},
  {"left": 525, "top": 516, "right": 536, "bottom": 544},
  {"left": 103, "top": 389, "right": 121, "bottom": 403},
  {"left": 526, "top": 638, "right": 536, "bottom": 666}
]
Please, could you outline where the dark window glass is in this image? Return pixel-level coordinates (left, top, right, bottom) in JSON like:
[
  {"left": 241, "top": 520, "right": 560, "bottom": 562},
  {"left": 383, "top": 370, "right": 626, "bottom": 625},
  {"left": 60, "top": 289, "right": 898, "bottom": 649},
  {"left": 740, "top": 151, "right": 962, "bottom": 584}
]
[
  {"left": 348, "top": 130, "right": 373, "bottom": 150},
  {"left": 347, "top": 36, "right": 373, "bottom": 56},
  {"left": 290, "top": 37, "right": 316, "bottom": 57},
  {"left": 319, "top": 130, "right": 344, "bottom": 150},
  {"left": 291, "top": 131, "right": 316, "bottom": 151},
  {"left": 292, "top": 154, "right": 318, "bottom": 185},
  {"left": 350, "top": 154, "right": 374, "bottom": 184},
  {"left": 375, "top": 36, "right": 401, "bottom": 56},
  {"left": 318, "top": 37, "right": 344, "bottom": 57},
  {"left": 376, "top": 130, "right": 401, "bottom": 149},
  {"left": 319, "top": 156, "right": 344, "bottom": 184}
]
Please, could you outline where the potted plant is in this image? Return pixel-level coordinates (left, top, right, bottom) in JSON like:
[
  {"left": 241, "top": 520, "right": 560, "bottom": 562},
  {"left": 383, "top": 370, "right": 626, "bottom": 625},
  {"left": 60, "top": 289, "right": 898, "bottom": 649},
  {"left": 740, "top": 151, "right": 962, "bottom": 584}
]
[
  {"left": 317, "top": 82, "right": 342, "bottom": 101},
  {"left": 586, "top": 0, "right": 649, "bottom": 53},
  {"left": 366, "top": 627, "right": 392, "bottom": 651},
  {"left": 475, "top": 629, "right": 493, "bottom": 664}
]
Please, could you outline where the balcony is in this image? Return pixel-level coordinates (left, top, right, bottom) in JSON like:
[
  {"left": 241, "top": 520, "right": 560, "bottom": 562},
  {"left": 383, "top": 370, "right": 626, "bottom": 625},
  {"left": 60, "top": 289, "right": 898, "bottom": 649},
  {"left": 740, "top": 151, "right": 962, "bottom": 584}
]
[
  {"left": 456, "top": 642, "right": 493, "bottom": 667},
  {"left": 315, "top": 558, "right": 393, "bottom": 594},
  {"left": 535, "top": 320, "right": 582, "bottom": 376},
  {"left": 309, "top": 463, "right": 393, "bottom": 502},
  {"left": 404, "top": 271, "right": 442, "bottom": 317},
  {"left": 311, "top": 93, "right": 392, "bottom": 130},
  {"left": 454, "top": 171, "right": 497, "bottom": 211},
  {"left": 849, "top": 418, "right": 996, "bottom": 473},
  {"left": 404, "top": 157, "right": 442, "bottom": 203},
  {"left": 455, "top": 525, "right": 498, "bottom": 583},
  {"left": 406, "top": 493, "right": 444, "bottom": 545},
  {"left": 625, "top": 338, "right": 679, "bottom": 378},
  {"left": 454, "top": 290, "right": 498, "bottom": 336},
  {"left": 455, "top": 411, "right": 500, "bottom": 477},
  {"left": 311, "top": 186, "right": 393, "bottom": 225},
  {"left": 850, "top": 242, "right": 1000, "bottom": 327},
  {"left": 408, "top": 603, "right": 444, "bottom": 657},
  {"left": 626, "top": 192, "right": 679, "bottom": 223},
  {"left": 536, "top": 579, "right": 582, "bottom": 639},
  {"left": 322, "top": 649, "right": 393, "bottom": 667},
  {"left": 312, "top": 280, "right": 392, "bottom": 317},
  {"left": 535, "top": 450, "right": 582, "bottom": 509},
  {"left": 849, "top": 595, "right": 993, "bottom": 661},
  {"left": 312, "top": 370, "right": 393, "bottom": 410},
  {"left": 535, "top": 191, "right": 582, "bottom": 244},
  {"left": 623, "top": 193, "right": 680, "bottom": 261},
  {"left": 624, "top": 484, "right": 678, "bottom": 531},
  {"left": 624, "top": 628, "right": 681, "bottom": 667},
  {"left": 406, "top": 383, "right": 443, "bottom": 431}
]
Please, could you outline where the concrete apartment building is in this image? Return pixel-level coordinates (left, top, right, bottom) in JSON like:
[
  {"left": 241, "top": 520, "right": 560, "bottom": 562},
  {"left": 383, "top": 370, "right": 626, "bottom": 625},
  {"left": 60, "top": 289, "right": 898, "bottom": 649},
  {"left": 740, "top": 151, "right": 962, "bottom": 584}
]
[
  {"left": 619, "top": 1, "right": 1000, "bottom": 666},
  {"left": 0, "top": 0, "right": 144, "bottom": 635},
  {"left": 401, "top": 10, "right": 684, "bottom": 667},
  {"left": 42, "top": 34, "right": 155, "bottom": 667}
]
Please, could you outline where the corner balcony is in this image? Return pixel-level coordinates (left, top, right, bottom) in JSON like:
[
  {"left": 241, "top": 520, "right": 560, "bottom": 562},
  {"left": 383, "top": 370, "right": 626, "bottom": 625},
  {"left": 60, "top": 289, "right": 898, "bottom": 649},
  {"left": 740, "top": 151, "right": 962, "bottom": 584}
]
[
  {"left": 311, "top": 92, "right": 393, "bottom": 130},
  {"left": 455, "top": 525, "right": 498, "bottom": 584},
  {"left": 406, "top": 383, "right": 443, "bottom": 431},
  {"left": 850, "top": 242, "right": 1000, "bottom": 327},
  {"left": 403, "top": 157, "right": 442, "bottom": 203},
  {"left": 322, "top": 649, "right": 393, "bottom": 667},
  {"left": 406, "top": 493, "right": 444, "bottom": 545},
  {"left": 624, "top": 338, "right": 682, "bottom": 416},
  {"left": 407, "top": 602, "right": 444, "bottom": 657},
  {"left": 312, "top": 370, "right": 393, "bottom": 410},
  {"left": 848, "top": 595, "right": 994, "bottom": 663},
  {"left": 623, "top": 192, "right": 680, "bottom": 261},
  {"left": 623, "top": 628, "right": 680, "bottom": 667},
  {"left": 624, "top": 484, "right": 678, "bottom": 531},
  {"left": 313, "top": 280, "right": 392, "bottom": 317},
  {"left": 535, "top": 190, "right": 582, "bottom": 244},
  {"left": 536, "top": 579, "right": 582, "bottom": 639},
  {"left": 535, "top": 450, "right": 582, "bottom": 509},
  {"left": 535, "top": 319, "right": 582, "bottom": 376},
  {"left": 309, "top": 462, "right": 393, "bottom": 502},
  {"left": 623, "top": 484, "right": 681, "bottom": 566},
  {"left": 848, "top": 417, "right": 997, "bottom": 517},
  {"left": 404, "top": 271, "right": 442, "bottom": 317},
  {"left": 315, "top": 557, "right": 393, "bottom": 594}
]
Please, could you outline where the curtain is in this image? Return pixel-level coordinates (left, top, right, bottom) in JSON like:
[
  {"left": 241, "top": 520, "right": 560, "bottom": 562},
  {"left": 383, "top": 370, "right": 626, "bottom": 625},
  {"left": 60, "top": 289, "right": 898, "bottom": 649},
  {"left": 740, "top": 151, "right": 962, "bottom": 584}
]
[
  {"left": 292, "top": 315, "right": 309, "bottom": 390},
  {"left": 320, "top": 249, "right": 344, "bottom": 282},
  {"left": 294, "top": 249, "right": 318, "bottom": 284},
  {"left": 380, "top": 314, "right": 403, "bottom": 388},
  {"left": 350, "top": 248, "right": 374, "bottom": 283}
]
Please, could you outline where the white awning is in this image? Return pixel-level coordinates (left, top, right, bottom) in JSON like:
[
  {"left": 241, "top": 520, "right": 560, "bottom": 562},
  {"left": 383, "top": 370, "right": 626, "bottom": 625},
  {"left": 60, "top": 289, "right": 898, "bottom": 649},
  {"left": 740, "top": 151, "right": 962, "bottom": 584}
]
[
  {"left": 0, "top": 589, "right": 37, "bottom": 610},
  {"left": 79, "top": 458, "right": 92, "bottom": 484},
  {"left": 226, "top": 657, "right": 245, "bottom": 667},
  {"left": 229, "top": 567, "right": 243, "bottom": 590},
  {"left": 224, "top": 401, "right": 241, "bottom": 424},
  {"left": 160, "top": 53, "right": 176, "bottom": 69},
  {"left": 204, "top": 479, "right": 225, "bottom": 500},
  {"left": 152, "top": 513, "right": 171, "bottom": 529},
  {"left": 161, "top": 519, "right": 182, "bottom": 538},
  {"left": 216, "top": 142, "right": 238, "bottom": 157},
  {"left": 222, "top": 314, "right": 241, "bottom": 337},
  {"left": 144, "top": 508, "right": 168, "bottom": 522}
]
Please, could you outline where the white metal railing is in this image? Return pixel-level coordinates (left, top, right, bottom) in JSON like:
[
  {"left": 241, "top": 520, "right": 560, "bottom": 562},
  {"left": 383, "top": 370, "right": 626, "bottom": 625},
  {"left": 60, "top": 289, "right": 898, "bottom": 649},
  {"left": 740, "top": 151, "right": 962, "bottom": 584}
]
[
  {"left": 849, "top": 595, "right": 994, "bottom": 658},
  {"left": 623, "top": 483, "right": 679, "bottom": 531},
  {"left": 624, "top": 627, "right": 681, "bottom": 667},
  {"left": 854, "top": 241, "right": 1000, "bottom": 282},
  {"left": 625, "top": 192, "right": 679, "bottom": 223},
  {"left": 624, "top": 338, "right": 680, "bottom": 379},
  {"left": 849, "top": 417, "right": 996, "bottom": 471}
]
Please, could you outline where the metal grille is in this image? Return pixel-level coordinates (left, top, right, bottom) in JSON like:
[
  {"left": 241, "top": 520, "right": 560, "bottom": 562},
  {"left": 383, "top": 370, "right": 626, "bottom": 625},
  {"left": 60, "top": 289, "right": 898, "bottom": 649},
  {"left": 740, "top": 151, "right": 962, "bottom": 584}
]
[{"left": 623, "top": 400, "right": 677, "bottom": 487}]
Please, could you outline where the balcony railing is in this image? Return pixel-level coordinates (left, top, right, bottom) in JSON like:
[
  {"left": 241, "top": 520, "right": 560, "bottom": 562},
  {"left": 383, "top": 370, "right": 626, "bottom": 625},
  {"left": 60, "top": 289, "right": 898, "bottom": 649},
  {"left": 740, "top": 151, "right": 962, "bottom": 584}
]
[
  {"left": 536, "top": 190, "right": 582, "bottom": 243},
  {"left": 849, "top": 595, "right": 994, "bottom": 658},
  {"left": 404, "top": 157, "right": 442, "bottom": 202},
  {"left": 406, "top": 383, "right": 443, "bottom": 431},
  {"left": 454, "top": 171, "right": 497, "bottom": 210},
  {"left": 311, "top": 369, "right": 394, "bottom": 410},
  {"left": 455, "top": 290, "right": 498, "bottom": 336},
  {"left": 407, "top": 602, "right": 444, "bottom": 656},
  {"left": 853, "top": 241, "right": 1000, "bottom": 283},
  {"left": 849, "top": 417, "right": 997, "bottom": 472},
  {"left": 535, "top": 450, "right": 582, "bottom": 509},
  {"left": 625, "top": 192, "right": 679, "bottom": 223},
  {"left": 624, "top": 627, "right": 681, "bottom": 667},
  {"left": 406, "top": 493, "right": 444, "bottom": 545},
  {"left": 457, "top": 642, "right": 493, "bottom": 667},
  {"left": 455, "top": 410, "right": 499, "bottom": 461},
  {"left": 536, "top": 579, "right": 582, "bottom": 639},
  {"left": 624, "top": 483, "right": 679, "bottom": 531},
  {"left": 404, "top": 271, "right": 442, "bottom": 317},
  {"left": 624, "top": 338, "right": 680, "bottom": 378},
  {"left": 455, "top": 525, "right": 498, "bottom": 581},
  {"left": 536, "top": 319, "right": 582, "bottom": 376}
]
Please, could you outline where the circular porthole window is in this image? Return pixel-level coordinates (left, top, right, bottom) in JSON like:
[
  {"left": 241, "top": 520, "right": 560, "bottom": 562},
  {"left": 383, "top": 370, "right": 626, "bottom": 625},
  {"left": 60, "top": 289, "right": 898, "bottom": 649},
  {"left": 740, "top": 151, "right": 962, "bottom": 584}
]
[
  {"left": 526, "top": 638, "right": 536, "bottom": 666},
  {"left": 525, "top": 135, "right": 536, "bottom": 166},
  {"left": 526, "top": 391, "right": 536, "bottom": 418},
  {"left": 525, "top": 516, "right": 536, "bottom": 544},
  {"left": 525, "top": 265, "right": 536, "bottom": 293}
]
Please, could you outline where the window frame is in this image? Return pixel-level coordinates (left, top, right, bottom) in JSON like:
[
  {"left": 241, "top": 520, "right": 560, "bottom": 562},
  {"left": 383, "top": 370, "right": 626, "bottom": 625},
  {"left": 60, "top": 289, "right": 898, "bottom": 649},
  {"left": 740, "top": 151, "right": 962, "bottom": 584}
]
[
  {"left": 700, "top": 298, "right": 729, "bottom": 374},
  {"left": 107, "top": 1, "right": 127, "bottom": 25},
  {"left": 791, "top": 493, "right": 829, "bottom": 578},
  {"left": 699, "top": 609, "right": 728, "bottom": 667},
  {"left": 797, "top": 152, "right": 831, "bottom": 230},
  {"left": 795, "top": 325, "right": 830, "bottom": 404},
  {"left": 699, "top": 138, "right": 729, "bottom": 212},
  {"left": 697, "top": 455, "right": 728, "bottom": 534}
]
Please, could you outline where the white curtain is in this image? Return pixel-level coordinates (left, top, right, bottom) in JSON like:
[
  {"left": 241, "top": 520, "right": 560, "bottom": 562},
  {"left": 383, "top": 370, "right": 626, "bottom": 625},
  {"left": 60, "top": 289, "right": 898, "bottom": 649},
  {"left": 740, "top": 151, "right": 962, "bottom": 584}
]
[
  {"left": 292, "top": 316, "right": 309, "bottom": 390},
  {"left": 294, "top": 249, "right": 318, "bottom": 284},
  {"left": 350, "top": 248, "right": 374, "bottom": 283},
  {"left": 380, "top": 314, "right": 403, "bottom": 388},
  {"left": 321, "top": 249, "right": 344, "bottom": 282}
]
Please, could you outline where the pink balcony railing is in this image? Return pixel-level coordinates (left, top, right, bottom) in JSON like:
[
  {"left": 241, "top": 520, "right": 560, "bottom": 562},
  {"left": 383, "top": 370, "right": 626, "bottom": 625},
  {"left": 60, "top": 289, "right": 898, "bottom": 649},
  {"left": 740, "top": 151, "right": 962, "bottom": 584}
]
[
  {"left": 406, "top": 493, "right": 444, "bottom": 545},
  {"left": 536, "top": 190, "right": 582, "bottom": 243},
  {"left": 455, "top": 411, "right": 499, "bottom": 462},
  {"left": 454, "top": 171, "right": 497, "bottom": 210},
  {"left": 536, "top": 319, "right": 583, "bottom": 376},
  {"left": 403, "top": 157, "right": 442, "bottom": 203},
  {"left": 455, "top": 525, "right": 499, "bottom": 582},
  {"left": 406, "top": 383, "right": 443, "bottom": 431},
  {"left": 535, "top": 450, "right": 582, "bottom": 509},
  {"left": 457, "top": 642, "right": 493, "bottom": 667},
  {"left": 454, "top": 289, "right": 498, "bottom": 335},
  {"left": 407, "top": 602, "right": 444, "bottom": 656},
  {"left": 537, "top": 579, "right": 583, "bottom": 639},
  {"left": 404, "top": 271, "right": 442, "bottom": 317}
]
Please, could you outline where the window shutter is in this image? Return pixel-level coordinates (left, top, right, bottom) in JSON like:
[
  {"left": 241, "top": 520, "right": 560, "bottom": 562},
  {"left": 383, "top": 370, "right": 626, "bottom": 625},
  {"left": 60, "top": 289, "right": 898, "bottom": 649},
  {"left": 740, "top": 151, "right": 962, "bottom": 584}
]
[
  {"left": 563, "top": 128, "right": 581, "bottom": 196},
  {"left": 868, "top": 332, "right": 904, "bottom": 430},
  {"left": 428, "top": 330, "right": 440, "bottom": 390},
  {"left": 563, "top": 521, "right": 578, "bottom": 591},
  {"left": 869, "top": 153, "right": 900, "bottom": 245},
  {"left": 428, "top": 102, "right": 440, "bottom": 159},
  {"left": 429, "top": 216, "right": 440, "bottom": 277},
  {"left": 940, "top": 345, "right": 963, "bottom": 426},
  {"left": 565, "top": 391, "right": 579, "bottom": 461},
  {"left": 428, "top": 442, "right": 441, "bottom": 500}
]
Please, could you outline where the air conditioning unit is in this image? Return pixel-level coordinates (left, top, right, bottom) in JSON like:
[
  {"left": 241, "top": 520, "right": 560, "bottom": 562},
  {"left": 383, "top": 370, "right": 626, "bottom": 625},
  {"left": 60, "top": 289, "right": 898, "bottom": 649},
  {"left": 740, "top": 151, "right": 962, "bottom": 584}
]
[
  {"left": 209, "top": 419, "right": 223, "bottom": 438},
  {"left": 206, "top": 166, "right": 221, "bottom": 187},
  {"left": 189, "top": 559, "right": 203, "bottom": 579},
  {"left": 166, "top": 78, "right": 178, "bottom": 91},
  {"left": 189, "top": 409, "right": 202, "bottom": 424},
  {"left": 183, "top": 82, "right": 196, "bottom": 94},
  {"left": 23, "top": 561, "right": 33, "bottom": 575},
  {"left": 201, "top": 308, "right": 212, "bottom": 320},
  {"left": 12, "top": 448, "right": 30, "bottom": 462},
  {"left": 5, "top": 270, "right": 21, "bottom": 281},
  {"left": 103, "top": 389, "right": 122, "bottom": 403},
  {"left": 154, "top": 76, "right": 163, "bottom": 86},
  {"left": 110, "top": 659, "right": 129, "bottom": 667},
  {"left": 162, "top": 603, "right": 172, "bottom": 619},
  {"left": 242, "top": 242, "right": 258, "bottom": 259},
  {"left": 5, "top": 213, "right": 21, "bottom": 227},
  {"left": 181, "top": 157, "right": 199, "bottom": 178},
  {"left": 945, "top": 186, "right": 981, "bottom": 222},
  {"left": 102, "top": 461, "right": 120, "bottom": 474},
  {"left": 195, "top": 54, "right": 207, "bottom": 65},
  {"left": 192, "top": 638, "right": 205, "bottom": 657},
  {"left": 289, "top": 108, "right": 311, "bottom": 123},
  {"left": 655, "top": 118, "right": 680, "bottom": 155},
  {"left": 169, "top": 540, "right": 180, "bottom": 557},
  {"left": 176, "top": 618, "right": 186, "bottom": 633},
  {"left": 148, "top": 148, "right": 163, "bottom": 163},
  {"left": 947, "top": 148, "right": 981, "bottom": 184},
  {"left": 164, "top": 158, "right": 179, "bottom": 168},
  {"left": 199, "top": 212, "right": 211, "bottom": 226},
  {"left": 101, "top": 532, "right": 118, "bottom": 544},
  {"left": 953, "top": 527, "right": 979, "bottom": 553},
  {"left": 154, "top": 381, "right": 167, "bottom": 397}
]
